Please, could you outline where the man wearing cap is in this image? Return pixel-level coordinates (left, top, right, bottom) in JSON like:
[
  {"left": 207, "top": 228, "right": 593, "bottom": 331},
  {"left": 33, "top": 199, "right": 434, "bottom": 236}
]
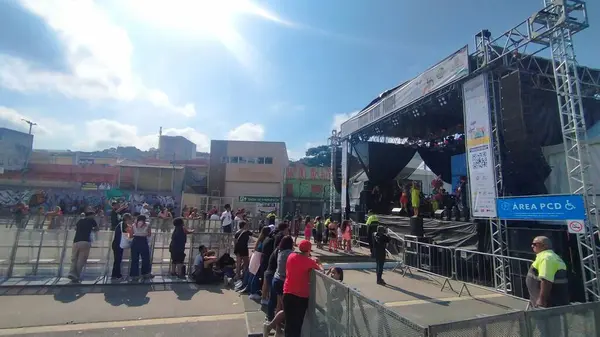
[{"left": 282, "top": 240, "right": 322, "bottom": 337}]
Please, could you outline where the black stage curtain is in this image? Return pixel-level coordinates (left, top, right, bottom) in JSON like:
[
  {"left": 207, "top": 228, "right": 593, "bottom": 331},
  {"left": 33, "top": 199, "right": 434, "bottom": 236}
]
[
  {"left": 417, "top": 147, "right": 464, "bottom": 183},
  {"left": 368, "top": 143, "right": 416, "bottom": 185}
]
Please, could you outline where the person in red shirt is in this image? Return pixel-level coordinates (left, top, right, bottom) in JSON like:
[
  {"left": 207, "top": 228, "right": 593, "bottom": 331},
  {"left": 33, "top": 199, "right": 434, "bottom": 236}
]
[{"left": 282, "top": 239, "right": 322, "bottom": 337}]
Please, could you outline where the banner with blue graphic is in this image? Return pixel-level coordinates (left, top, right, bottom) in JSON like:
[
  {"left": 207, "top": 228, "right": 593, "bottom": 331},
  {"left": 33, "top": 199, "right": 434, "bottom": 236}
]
[{"left": 496, "top": 195, "right": 586, "bottom": 221}]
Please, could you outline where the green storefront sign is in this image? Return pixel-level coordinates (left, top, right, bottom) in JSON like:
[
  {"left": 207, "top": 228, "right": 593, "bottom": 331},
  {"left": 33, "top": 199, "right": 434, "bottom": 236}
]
[{"left": 239, "top": 196, "right": 280, "bottom": 203}]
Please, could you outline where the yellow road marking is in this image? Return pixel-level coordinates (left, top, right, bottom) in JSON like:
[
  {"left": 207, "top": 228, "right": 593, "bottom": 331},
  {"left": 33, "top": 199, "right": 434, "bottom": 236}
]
[
  {"left": 385, "top": 293, "right": 506, "bottom": 307},
  {"left": 0, "top": 313, "right": 245, "bottom": 336}
]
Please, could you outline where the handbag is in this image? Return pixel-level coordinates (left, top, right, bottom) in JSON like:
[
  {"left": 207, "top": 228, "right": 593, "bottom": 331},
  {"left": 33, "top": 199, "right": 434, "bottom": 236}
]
[
  {"left": 119, "top": 222, "right": 132, "bottom": 249},
  {"left": 248, "top": 251, "right": 263, "bottom": 275}
]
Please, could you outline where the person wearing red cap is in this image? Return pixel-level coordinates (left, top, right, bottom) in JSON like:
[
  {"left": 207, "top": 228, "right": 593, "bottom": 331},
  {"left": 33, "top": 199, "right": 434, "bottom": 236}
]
[{"left": 281, "top": 239, "right": 322, "bottom": 337}]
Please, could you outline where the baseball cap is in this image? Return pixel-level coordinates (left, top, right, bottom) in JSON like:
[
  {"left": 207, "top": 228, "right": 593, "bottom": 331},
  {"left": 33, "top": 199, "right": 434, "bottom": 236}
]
[{"left": 298, "top": 240, "right": 312, "bottom": 253}]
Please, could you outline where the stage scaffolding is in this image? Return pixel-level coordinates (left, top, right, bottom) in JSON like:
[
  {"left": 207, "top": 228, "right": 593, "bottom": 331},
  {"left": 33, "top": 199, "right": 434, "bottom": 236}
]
[
  {"left": 471, "top": 0, "right": 599, "bottom": 302},
  {"left": 338, "top": 0, "right": 600, "bottom": 302}
]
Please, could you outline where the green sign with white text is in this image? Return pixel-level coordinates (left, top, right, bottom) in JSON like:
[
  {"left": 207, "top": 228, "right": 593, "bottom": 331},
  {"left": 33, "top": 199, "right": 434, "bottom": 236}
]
[{"left": 239, "top": 196, "right": 280, "bottom": 203}]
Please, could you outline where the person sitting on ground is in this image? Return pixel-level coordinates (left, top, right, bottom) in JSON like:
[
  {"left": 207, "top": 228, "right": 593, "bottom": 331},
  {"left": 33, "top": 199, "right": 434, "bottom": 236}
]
[
  {"left": 192, "top": 245, "right": 220, "bottom": 284},
  {"left": 216, "top": 252, "right": 236, "bottom": 286}
]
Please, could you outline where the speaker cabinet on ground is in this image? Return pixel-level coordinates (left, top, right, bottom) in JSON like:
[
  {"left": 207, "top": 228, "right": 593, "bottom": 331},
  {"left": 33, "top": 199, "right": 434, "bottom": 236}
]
[{"left": 409, "top": 216, "right": 424, "bottom": 237}]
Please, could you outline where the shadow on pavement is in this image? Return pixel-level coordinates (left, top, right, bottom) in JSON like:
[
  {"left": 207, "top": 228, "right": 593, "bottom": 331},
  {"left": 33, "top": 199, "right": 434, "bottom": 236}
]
[{"left": 103, "top": 285, "right": 151, "bottom": 307}]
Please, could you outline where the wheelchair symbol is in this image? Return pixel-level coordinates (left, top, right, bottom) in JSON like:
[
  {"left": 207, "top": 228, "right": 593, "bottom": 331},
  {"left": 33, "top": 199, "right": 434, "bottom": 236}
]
[{"left": 565, "top": 200, "right": 575, "bottom": 211}]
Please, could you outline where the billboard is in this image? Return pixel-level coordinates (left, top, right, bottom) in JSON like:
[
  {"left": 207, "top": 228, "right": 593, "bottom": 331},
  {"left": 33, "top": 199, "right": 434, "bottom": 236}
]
[
  {"left": 340, "top": 46, "right": 469, "bottom": 138},
  {"left": 462, "top": 74, "right": 497, "bottom": 218}
]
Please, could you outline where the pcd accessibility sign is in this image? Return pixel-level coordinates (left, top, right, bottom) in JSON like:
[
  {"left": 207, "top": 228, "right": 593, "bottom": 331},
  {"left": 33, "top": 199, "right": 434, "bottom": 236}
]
[{"left": 496, "top": 194, "right": 585, "bottom": 221}]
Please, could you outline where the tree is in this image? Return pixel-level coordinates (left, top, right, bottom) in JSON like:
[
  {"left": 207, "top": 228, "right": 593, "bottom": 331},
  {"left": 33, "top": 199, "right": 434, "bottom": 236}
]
[{"left": 296, "top": 145, "right": 335, "bottom": 167}]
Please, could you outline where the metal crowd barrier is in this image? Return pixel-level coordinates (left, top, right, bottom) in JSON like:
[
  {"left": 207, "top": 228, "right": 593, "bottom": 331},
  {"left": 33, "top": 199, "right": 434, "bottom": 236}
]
[
  {"left": 0, "top": 227, "right": 232, "bottom": 282},
  {"left": 308, "top": 270, "right": 600, "bottom": 337},
  {"left": 353, "top": 222, "right": 534, "bottom": 300}
]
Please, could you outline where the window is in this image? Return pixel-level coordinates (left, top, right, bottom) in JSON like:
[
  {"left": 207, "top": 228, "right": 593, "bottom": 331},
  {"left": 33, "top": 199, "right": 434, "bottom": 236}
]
[
  {"left": 238, "top": 157, "right": 247, "bottom": 164},
  {"left": 221, "top": 156, "right": 229, "bottom": 164},
  {"left": 257, "top": 157, "right": 265, "bottom": 164},
  {"left": 247, "top": 157, "right": 256, "bottom": 164},
  {"left": 264, "top": 157, "right": 273, "bottom": 164},
  {"left": 230, "top": 156, "right": 239, "bottom": 164}
]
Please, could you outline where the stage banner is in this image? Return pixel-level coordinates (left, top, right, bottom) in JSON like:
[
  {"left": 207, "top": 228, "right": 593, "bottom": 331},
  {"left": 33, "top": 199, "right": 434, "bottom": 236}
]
[
  {"left": 341, "top": 140, "right": 348, "bottom": 217},
  {"left": 462, "top": 74, "right": 497, "bottom": 218},
  {"left": 340, "top": 45, "right": 469, "bottom": 138}
]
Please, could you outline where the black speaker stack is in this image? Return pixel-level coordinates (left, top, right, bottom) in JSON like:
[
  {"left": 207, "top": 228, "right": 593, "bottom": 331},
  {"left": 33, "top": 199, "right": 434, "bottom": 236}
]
[{"left": 500, "top": 71, "right": 551, "bottom": 195}]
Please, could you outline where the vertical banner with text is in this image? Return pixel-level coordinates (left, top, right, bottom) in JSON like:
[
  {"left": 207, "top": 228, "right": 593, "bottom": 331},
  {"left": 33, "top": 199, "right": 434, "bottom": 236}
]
[
  {"left": 462, "top": 74, "right": 497, "bottom": 218},
  {"left": 341, "top": 140, "right": 348, "bottom": 218}
]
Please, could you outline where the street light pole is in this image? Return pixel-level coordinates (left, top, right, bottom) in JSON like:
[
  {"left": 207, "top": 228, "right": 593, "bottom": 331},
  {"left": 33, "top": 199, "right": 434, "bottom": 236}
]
[{"left": 20, "top": 119, "right": 36, "bottom": 171}]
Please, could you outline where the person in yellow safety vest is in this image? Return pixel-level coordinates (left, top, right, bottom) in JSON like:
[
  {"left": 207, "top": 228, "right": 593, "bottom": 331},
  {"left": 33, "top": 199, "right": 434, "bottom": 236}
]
[
  {"left": 526, "top": 236, "right": 569, "bottom": 309},
  {"left": 323, "top": 215, "right": 331, "bottom": 244},
  {"left": 366, "top": 210, "right": 379, "bottom": 258},
  {"left": 266, "top": 211, "right": 277, "bottom": 226}
]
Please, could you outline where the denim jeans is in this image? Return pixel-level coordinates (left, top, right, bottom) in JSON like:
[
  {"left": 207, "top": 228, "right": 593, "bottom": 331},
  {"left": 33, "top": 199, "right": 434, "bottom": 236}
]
[
  {"left": 130, "top": 236, "right": 151, "bottom": 277},
  {"left": 375, "top": 258, "right": 385, "bottom": 282},
  {"left": 249, "top": 272, "right": 261, "bottom": 295},
  {"left": 268, "top": 277, "right": 284, "bottom": 321}
]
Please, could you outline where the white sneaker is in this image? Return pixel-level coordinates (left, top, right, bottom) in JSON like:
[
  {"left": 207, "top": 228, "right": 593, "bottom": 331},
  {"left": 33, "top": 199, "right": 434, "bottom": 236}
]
[
  {"left": 263, "top": 323, "right": 271, "bottom": 336},
  {"left": 249, "top": 294, "right": 261, "bottom": 301}
]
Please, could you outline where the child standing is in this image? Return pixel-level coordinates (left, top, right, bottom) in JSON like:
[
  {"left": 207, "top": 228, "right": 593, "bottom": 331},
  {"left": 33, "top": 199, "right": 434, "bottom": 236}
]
[
  {"left": 303, "top": 216, "right": 313, "bottom": 242},
  {"left": 314, "top": 216, "right": 324, "bottom": 249},
  {"left": 328, "top": 221, "right": 338, "bottom": 252},
  {"left": 342, "top": 220, "right": 352, "bottom": 253}
]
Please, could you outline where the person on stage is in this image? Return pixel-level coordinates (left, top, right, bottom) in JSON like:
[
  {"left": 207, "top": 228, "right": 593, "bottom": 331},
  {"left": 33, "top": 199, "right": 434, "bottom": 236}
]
[
  {"left": 373, "top": 226, "right": 390, "bottom": 285},
  {"left": 457, "top": 176, "right": 470, "bottom": 221},
  {"left": 411, "top": 182, "right": 421, "bottom": 217}
]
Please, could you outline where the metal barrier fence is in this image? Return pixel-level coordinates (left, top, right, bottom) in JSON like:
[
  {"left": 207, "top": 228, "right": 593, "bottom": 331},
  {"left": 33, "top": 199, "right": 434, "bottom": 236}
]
[
  {"left": 354, "top": 222, "right": 534, "bottom": 300},
  {"left": 0, "top": 226, "right": 232, "bottom": 281},
  {"left": 0, "top": 215, "right": 224, "bottom": 232},
  {"left": 308, "top": 270, "right": 428, "bottom": 337},
  {"left": 309, "top": 270, "right": 600, "bottom": 337}
]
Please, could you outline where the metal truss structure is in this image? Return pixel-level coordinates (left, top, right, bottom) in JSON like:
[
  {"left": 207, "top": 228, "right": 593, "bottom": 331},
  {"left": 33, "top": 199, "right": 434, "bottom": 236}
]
[
  {"left": 474, "top": 0, "right": 599, "bottom": 301},
  {"left": 329, "top": 130, "right": 341, "bottom": 216}
]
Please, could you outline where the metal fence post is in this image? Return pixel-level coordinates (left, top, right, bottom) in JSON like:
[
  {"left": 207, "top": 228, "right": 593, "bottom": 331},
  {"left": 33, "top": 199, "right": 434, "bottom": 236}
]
[
  {"left": 31, "top": 229, "right": 46, "bottom": 276},
  {"left": 57, "top": 226, "right": 70, "bottom": 278},
  {"left": 6, "top": 228, "right": 22, "bottom": 278}
]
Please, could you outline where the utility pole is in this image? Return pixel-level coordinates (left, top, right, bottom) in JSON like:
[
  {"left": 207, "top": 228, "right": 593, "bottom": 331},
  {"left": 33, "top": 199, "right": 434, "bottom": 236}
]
[
  {"left": 21, "top": 119, "right": 36, "bottom": 135},
  {"left": 21, "top": 119, "right": 36, "bottom": 171}
]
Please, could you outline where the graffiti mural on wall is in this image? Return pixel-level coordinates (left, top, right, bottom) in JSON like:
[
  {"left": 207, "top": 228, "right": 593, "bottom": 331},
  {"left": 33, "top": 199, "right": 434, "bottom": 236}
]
[{"left": 0, "top": 188, "right": 179, "bottom": 215}]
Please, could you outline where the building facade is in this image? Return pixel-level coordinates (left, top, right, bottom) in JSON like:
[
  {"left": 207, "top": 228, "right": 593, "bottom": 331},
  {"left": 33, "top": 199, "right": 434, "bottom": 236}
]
[
  {"left": 159, "top": 135, "right": 196, "bottom": 161},
  {"left": 208, "top": 140, "right": 288, "bottom": 213},
  {"left": 0, "top": 128, "right": 34, "bottom": 171},
  {"left": 282, "top": 164, "right": 333, "bottom": 216}
]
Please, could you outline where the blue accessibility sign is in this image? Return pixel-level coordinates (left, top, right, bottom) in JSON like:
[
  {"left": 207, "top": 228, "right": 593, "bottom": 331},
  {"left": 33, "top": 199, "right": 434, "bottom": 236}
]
[{"left": 496, "top": 194, "right": 586, "bottom": 221}]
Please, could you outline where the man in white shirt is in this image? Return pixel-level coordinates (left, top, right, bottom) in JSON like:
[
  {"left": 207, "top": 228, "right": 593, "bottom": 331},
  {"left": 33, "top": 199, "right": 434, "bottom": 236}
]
[{"left": 220, "top": 204, "right": 233, "bottom": 233}]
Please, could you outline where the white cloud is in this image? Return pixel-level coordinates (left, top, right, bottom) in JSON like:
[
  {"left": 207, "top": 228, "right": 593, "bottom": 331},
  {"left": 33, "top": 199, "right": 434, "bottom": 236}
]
[
  {"left": 73, "top": 119, "right": 210, "bottom": 152},
  {"left": 0, "top": 107, "right": 210, "bottom": 152},
  {"left": 227, "top": 123, "right": 265, "bottom": 141},
  {"left": 332, "top": 110, "right": 359, "bottom": 132},
  {"left": 0, "top": 0, "right": 196, "bottom": 117},
  {"left": 287, "top": 149, "right": 305, "bottom": 161}
]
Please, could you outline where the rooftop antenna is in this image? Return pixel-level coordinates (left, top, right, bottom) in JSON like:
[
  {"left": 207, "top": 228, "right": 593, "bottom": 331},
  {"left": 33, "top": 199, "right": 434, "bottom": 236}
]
[{"left": 157, "top": 126, "right": 163, "bottom": 159}]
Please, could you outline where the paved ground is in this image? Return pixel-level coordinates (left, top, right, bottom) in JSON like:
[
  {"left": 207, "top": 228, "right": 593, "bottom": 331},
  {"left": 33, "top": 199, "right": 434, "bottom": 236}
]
[
  {"left": 342, "top": 269, "right": 528, "bottom": 327},
  {"left": 0, "top": 283, "right": 247, "bottom": 337}
]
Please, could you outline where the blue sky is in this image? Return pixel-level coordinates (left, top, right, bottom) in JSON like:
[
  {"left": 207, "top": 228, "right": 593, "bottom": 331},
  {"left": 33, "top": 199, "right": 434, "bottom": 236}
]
[{"left": 0, "top": 0, "right": 599, "bottom": 159}]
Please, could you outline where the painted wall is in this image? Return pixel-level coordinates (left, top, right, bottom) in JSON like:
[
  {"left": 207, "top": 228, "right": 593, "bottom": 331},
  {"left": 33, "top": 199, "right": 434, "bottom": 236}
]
[
  {"left": 284, "top": 179, "right": 332, "bottom": 199},
  {"left": 0, "top": 187, "right": 179, "bottom": 215}
]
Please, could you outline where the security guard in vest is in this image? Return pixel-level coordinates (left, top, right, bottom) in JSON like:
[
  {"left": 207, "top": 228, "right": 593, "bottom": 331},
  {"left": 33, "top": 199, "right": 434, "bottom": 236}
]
[
  {"left": 366, "top": 210, "right": 379, "bottom": 258},
  {"left": 266, "top": 211, "right": 277, "bottom": 226},
  {"left": 526, "top": 236, "right": 569, "bottom": 308}
]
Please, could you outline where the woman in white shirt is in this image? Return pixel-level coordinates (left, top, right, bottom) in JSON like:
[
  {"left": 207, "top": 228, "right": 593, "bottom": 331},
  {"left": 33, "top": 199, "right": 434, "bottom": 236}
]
[{"left": 127, "top": 215, "right": 154, "bottom": 280}]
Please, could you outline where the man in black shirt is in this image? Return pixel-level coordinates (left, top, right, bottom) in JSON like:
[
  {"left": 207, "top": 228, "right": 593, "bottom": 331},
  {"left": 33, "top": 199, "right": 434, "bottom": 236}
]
[
  {"left": 68, "top": 211, "right": 98, "bottom": 282},
  {"left": 110, "top": 202, "right": 128, "bottom": 231},
  {"left": 259, "top": 222, "right": 289, "bottom": 304}
]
